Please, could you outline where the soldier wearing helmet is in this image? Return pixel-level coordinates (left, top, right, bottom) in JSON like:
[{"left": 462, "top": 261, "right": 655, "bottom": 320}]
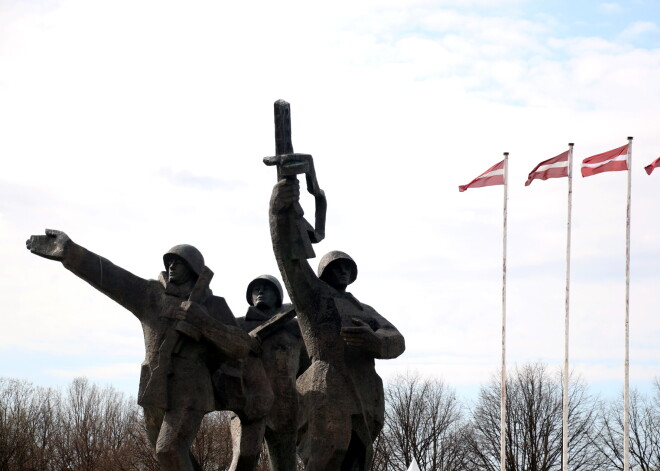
[
  {"left": 26, "top": 230, "right": 259, "bottom": 471},
  {"left": 229, "top": 274, "right": 306, "bottom": 471},
  {"left": 269, "top": 179, "right": 405, "bottom": 471}
]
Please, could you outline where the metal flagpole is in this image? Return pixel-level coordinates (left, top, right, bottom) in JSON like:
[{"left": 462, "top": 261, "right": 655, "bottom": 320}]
[
  {"left": 563, "top": 143, "right": 574, "bottom": 471},
  {"left": 501, "top": 152, "right": 509, "bottom": 471},
  {"left": 623, "top": 136, "right": 633, "bottom": 471}
]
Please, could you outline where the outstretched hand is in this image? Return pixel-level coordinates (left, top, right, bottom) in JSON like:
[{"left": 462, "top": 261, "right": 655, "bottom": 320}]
[
  {"left": 341, "top": 318, "right": 381, "bottom": 355},
  {"left": 26, "top": 229, "right": 71, "bottom": 261},
  {"left": 270, "top": 178, "right": 300, "bottom": 213}
]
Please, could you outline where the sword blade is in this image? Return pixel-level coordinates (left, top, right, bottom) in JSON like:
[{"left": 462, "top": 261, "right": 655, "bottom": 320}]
[{"left": 274, "top": 99, "right": 294, "bottom": 155}]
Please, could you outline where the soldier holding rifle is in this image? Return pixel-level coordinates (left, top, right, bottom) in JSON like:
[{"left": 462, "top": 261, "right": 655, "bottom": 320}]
[
  {"left": 230, "top": 275, "right": 306, "bottom": 471},
  {"left": 26, "top": 230, "right": 259, "bottom": 471}
]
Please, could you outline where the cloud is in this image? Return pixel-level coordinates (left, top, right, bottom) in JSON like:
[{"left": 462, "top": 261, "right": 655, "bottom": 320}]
[
  {"left": 2, "top": 0, "right": 659, "bottom": 401},
  {"left": 619, "top": 20, "right": 660, "bottom": 41},
  {"left": 158, "top": 167, "right": 244, "bottom": 190},
  {"left": 599, "top": 2, "right": 623, "bottom": 13},
  {"left": 48, "top": 363, "right": 137, "bottom": 381}
]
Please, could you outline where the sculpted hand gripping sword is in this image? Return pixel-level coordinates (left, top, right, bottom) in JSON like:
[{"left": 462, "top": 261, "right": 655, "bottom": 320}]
[{"left": 264, "top": 99, "right": 327, "bottom": 259}]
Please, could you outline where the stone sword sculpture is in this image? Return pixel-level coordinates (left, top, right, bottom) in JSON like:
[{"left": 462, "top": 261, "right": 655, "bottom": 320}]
[{"left": 263, "top": 99, "right": 326, "bottom": 259}]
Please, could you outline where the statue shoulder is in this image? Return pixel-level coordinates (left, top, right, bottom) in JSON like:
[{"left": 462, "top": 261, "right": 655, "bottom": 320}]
[
  {"left": 204, "top": 295, "right": 238, "bottom": 326},
  {"left": 278, "top": 302, "right": 295, "bottom": 314},
  {"left": 344, "top": 297, "right": 392, "bottom": 331},
  {"left": 145, "top": 278, "right": 164, "bottom": 299},
  {"left": 235, "top": 315, "right": 250, "bottom": 332},
  {"left": 278, "top": 304, "right": 302, "bottom": 337},
  {"left": 357, "top": 300, "right": 377, "bottom": 315}
]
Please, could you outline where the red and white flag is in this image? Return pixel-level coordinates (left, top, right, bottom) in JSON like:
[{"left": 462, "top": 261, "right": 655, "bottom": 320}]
[
  {"left": 645, "top": 156, "right": 660, "bottom": 175},
  {"left": 525, "top": 150, "right": 569, "bottom": 186},
  {"left": 459, "top": 159, "right": 505, "bottom": 192},
  {"left": 581, "top": 143, "right": 629, "bottom": 177}
]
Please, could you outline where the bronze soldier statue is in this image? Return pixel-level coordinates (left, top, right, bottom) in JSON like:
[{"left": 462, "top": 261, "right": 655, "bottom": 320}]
[
  {"left": 269, "top": 179, "right": 406, "bottom": 471},
  {"left": 26, "top": 229, "right": 258, "bottom": 471},
  {"left": 230, "top": 275, "right": 306, "bottom": 471}
]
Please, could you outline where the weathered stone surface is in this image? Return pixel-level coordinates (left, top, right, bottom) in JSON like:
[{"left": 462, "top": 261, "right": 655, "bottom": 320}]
[
  {"left": 230, "top": 275, "right": 307, "bottom": 471},
  {"left": 265, "top": 101, "right": 405, "bottom": 471},
  {"left": 26, "top": 229, "right": 259, "bottom": 471}
]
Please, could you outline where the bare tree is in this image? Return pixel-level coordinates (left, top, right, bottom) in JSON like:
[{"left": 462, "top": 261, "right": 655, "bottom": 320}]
[
  {"left": 0, "top": 378, "right": 37, "bottom": 470},
  {"left": 372, "top": 427, "right": 393, "bottom": 471},
  {"left": 47, "top": 377, "right": 146, "bottom": 471},
  {"left": 24, "top": 384, "right": 60, "bottom": 471},
  {"left": 0, "top": 378, "right": 63, "bottom": 471},
  {"left": 190, "top": 411, "right": 234, "bottom": 470},
  {"left": 467, "top": 362, "right": 601, "bottom": 471},
  {"left": 374, "top": 372, "right": 469, "bottom": 471},
  {"left": 595, "top": 387, "right": 660, "bottom": 471},
  {"left": 120, "top": 407, "right": 169, "bottom": 471},
  {"left": 0, "top": 376, "right": 249, "bottom": 470}
]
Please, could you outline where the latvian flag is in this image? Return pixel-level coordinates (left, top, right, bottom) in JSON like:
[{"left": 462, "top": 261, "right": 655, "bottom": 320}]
[
  {"left": 645, "top": 157, "right": 660, "bottom": 175},
  {"left": 525, "top": 150, "right": 569, "bottom": 186},
  {"left": 459, "top": 159, "right": 505, "bottom": 192},
  {"left": 581, "top": 143, "right": 629, "bottom": 177}
]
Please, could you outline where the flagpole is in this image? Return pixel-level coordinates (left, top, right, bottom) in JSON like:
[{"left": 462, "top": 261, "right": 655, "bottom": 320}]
[
  {"left": 501, "top": 152, "right": 509, "bottom": 471},
  {"left": 623, "top": 136, "right": 633, "bottom": 471},
  {"left": 563, "top": 143, "right": 574, "bottom": 471}
]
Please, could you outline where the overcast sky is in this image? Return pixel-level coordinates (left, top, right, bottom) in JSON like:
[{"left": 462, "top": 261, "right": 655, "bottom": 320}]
[{"left": 1, "top": 0, "right": 659, "bottom": 402}]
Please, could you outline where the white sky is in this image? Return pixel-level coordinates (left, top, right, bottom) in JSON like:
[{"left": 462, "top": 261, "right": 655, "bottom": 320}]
[{"left": 1, "top": 0, "right": 659, "bottom": 402}]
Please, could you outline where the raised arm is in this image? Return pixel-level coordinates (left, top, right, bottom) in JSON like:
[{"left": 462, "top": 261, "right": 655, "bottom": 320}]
[
  {"left": 269, "top": 179, "right": 324, "bottom": 314},
  {"left": 26, "top": 229, "right": 152, "bottom": 317}
]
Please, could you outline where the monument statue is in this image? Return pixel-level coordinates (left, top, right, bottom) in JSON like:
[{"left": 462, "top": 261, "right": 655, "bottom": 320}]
[
  {"left": 26, "top": 229, "right": 259, "bottom": 471},
  {"left": 230, "top": 275, "right": 306, "bottom": 471},
  {"left": 265, "top": 101, "right": 406, "bottom": 471}
]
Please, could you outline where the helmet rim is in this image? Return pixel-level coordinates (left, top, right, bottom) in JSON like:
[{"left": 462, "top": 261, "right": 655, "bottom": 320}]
[
  {"left": 246, "top": 274, "right": 283, "bottom": 308},
  {"left": 317, "top": 250, "right": 358, "bottom": 285},
  {"left": 163, "top": 244, "right": 205, "bottom": 277}
]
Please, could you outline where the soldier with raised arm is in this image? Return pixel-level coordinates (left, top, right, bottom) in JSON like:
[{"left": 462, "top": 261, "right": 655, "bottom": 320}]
[
  {"left": 26, "top": 229, "right": 258, "bottom": 471},
  {"left": 265, "top": 101, "right": 405, "bottom": 471}
]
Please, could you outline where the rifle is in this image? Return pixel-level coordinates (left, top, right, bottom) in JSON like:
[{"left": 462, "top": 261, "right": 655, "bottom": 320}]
[
  {"left": 172, "top": 266, "right": 214, "bottom": 350},
  {"left": 248, "top": 306, "right": 296, "bottom": 342},
  {"left": 141, "top": 266, "right": 214, "bottom": 408}
]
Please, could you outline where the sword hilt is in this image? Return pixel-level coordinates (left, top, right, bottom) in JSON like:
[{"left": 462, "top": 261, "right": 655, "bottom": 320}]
[{"left": 265, "top": 100, "right": 327, "bottom": 258}]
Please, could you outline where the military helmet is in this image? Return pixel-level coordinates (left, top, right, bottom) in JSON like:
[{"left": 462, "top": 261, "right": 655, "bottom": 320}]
[
  {"left": 163, "top": 244, "right": 205, "bottom": 276},
  {"left": 317, "top": 251, "right": 358, "bottom": 285},
  {"left": 246, "top": 274, "right": 283, "bottom": 308}
]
